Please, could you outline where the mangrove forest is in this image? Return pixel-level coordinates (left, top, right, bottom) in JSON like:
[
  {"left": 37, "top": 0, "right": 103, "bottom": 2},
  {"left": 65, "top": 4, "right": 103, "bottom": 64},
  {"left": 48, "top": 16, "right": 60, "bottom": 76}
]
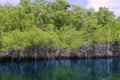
[{"left": 0, "top": 0, "right": 120, "bottom": 60}]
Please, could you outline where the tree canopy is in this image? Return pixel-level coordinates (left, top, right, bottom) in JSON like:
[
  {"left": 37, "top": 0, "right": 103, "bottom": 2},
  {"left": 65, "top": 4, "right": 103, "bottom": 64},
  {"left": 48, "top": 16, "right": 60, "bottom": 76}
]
[{"left": 0, "top": 0, "right": 120, "bottom": 52}]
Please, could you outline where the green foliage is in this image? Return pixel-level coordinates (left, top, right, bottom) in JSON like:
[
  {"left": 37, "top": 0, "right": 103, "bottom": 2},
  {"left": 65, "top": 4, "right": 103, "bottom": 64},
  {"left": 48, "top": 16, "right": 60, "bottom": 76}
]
[
  {"left": 59, "top": 27, "right": 82, "bottom": 51},
  {"left": 96, "top": 7, "right": 115, "bottom": 26},
  {"left": 0, "top": 0, "right": 120, "bottom": 52}
]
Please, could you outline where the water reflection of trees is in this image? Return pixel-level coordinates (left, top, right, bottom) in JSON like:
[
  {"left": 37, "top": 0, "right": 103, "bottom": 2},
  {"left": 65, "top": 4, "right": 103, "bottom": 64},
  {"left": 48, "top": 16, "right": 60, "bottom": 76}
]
[{"left": 0, "top": 58, "right": 120, "bottom": 80}]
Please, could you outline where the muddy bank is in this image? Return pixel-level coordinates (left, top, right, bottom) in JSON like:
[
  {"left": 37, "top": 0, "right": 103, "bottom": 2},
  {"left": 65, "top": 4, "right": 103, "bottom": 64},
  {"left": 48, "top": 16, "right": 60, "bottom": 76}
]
[{"left": 0, "top": 42, "right": 120, "bottom": 61}]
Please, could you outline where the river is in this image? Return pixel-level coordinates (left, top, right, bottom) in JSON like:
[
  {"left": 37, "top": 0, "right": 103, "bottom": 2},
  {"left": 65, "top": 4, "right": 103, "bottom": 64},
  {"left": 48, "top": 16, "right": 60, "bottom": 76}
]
[{"left": 0, "top": 58, "right": 120, "bottom": 80}]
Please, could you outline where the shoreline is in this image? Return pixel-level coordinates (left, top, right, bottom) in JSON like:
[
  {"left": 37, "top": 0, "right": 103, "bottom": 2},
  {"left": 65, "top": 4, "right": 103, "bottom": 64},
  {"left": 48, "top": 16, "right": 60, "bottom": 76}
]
[
  {"left": 0, "top": 55, "right": 119, "bottom": 61},
  {"left": 0, "top": 42, "right": 120, "bottom": 61},
  {"left": 0, "top": 51, "right": 120, "bottom": 61}
]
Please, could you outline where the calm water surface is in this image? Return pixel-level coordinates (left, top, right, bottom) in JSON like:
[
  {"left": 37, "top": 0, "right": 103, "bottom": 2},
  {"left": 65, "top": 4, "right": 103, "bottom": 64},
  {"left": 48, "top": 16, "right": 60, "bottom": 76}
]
[{"left": 0, "top": 58, "right": 120, "bottom": 80}]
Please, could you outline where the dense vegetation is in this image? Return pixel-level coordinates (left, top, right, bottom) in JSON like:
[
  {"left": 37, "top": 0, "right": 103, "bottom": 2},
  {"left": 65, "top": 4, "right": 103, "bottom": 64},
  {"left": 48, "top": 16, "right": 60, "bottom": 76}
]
[{"left": 0, "top": 0, "right": 120, "bottom": 54}]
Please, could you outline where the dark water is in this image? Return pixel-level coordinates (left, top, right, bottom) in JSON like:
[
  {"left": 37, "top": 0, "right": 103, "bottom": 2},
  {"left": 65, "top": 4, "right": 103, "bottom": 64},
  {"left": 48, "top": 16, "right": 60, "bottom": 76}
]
[{"left": 0, "top": 58, "right": 120, "bottom": 80}]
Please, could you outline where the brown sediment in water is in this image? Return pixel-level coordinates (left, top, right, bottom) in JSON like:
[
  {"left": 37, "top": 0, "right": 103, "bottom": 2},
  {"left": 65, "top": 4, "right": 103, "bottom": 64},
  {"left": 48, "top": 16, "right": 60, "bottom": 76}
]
[{"left": 0, "top": 42, "right": 120, "bottom": 61}]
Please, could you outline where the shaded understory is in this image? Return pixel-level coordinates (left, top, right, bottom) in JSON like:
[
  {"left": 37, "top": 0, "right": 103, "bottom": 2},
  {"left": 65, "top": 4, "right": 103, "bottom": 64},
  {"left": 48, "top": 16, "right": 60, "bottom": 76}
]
[{"left": 0, "top": 42, "right": 120, "bottom": 61}]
